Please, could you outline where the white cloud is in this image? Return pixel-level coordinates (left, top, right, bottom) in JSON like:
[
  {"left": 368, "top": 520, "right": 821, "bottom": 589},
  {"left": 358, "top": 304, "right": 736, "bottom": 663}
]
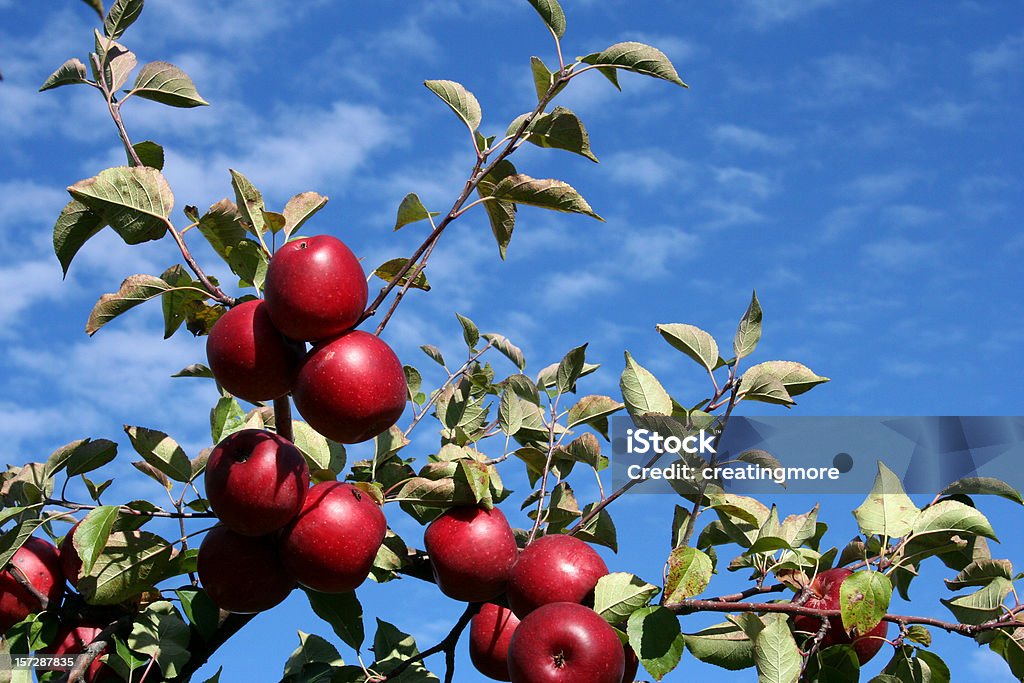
[
  {"left": 861, "top": 237, "right": 941, "bottom": 269},
  {"left": 698, "top": 198, "right": 766, "bottom": 231},
  {"left": 0, "top": 259, "right": 65, "bottom": 325},
  {"left": 712, "top": 166, "right": 776, "bottom": 199},
  {"left": 710, "top": 124, "right": 791, "bottom": 154},
  {"left": 906, "top": 101, "right": 974, "bottom": 128},
  {"left": 604, "top": 149, "right": 695, "bottom": 193},
  {"left": 843, "top": 170, "right": 918, "bottom": 203},
  {"left": 971, "top": 31, "right": 1024, "bottom": 75},
  {"left": 735, "top": 0, "right": 843, "bottom": 29},
  {"left": 815, "top": 53, "right": 893, "bottom": 95}
]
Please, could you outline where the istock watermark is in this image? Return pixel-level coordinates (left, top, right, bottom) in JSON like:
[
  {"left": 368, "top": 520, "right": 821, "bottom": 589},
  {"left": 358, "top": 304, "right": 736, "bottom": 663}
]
[{"left": 611, "top": 416, "right": 1024, "bottom": 494}]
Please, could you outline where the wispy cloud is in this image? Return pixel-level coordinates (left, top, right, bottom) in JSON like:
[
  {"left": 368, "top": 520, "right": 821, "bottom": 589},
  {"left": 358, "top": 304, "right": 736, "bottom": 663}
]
[
  {"left": 734, "top": 0, "right": 843, "bottom": 29},
  {"left": 710, "top": 124, "right": 792, "bottom": 154},
  {"left": 971, "top": 31, "right": 1024, "bottom": 75},
  {"left": 603, "top": 149, "right": 695, "bottom": 193},
  {"left": 842, "top": 170, "right": 919, "bottom": 203},
  {"left": 861, "top": 237, "right": 941, "bottom": 269},
  {"left": 906, "top": 101, "right": 974, "bottom": 128}
]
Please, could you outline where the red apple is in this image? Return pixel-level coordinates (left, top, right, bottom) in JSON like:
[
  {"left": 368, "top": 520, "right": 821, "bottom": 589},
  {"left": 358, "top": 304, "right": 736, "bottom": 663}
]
[
  {"left": 470, "top": 603, "right": 520, "bottom": 682},
  {"left": 263, "top": 234, "right": 368, "bottom": 342},
  {"left": 792, "top": 567, "right": 889, "bottom": 664},
  {"left": 425, "top": 506, "right": 518, "bottom": 602},
  {"left": 59, "top": 522, "right": 83, "bottom": 588},
  {"left": 507, "top": 602, "right": 624, "bottom": 683},
  {"left": 40, "top": 622, "right": 116, "bottom": 682},
  {"left": 279, "top": 482, "right": 387, "bottom": 593},
  {"left": 506, "top": 535, "right": 609, "bottom": 618},
  {"left": 292, "top": 331, "right": 407, "bottom": 444},
  {"left": 197, "top": 526, "right": 295, "bottom": 613},
  {"left": 204, "top": 429, "right": 310, "bottom": 536},
  {"left": 205, "top": 299, "right": 303, "bottom": 402},
  {"left": 0, "top": 537, "right": 64, "bottom": 633},
  {"left": 622, "top": 644, "right": 639, "bottom": 683}
]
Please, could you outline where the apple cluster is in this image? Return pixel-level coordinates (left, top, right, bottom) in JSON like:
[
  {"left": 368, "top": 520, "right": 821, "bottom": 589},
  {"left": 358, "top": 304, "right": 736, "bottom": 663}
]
[
  {"left": 423, "top": 506, "right": 639, "bottom": 683},
  {"left": 0, "top": 537, "right": 117, "bottom": 682},
  {"left": 197, "top": 429, "right": 387, "bottom": 613},
  {"left": 206, "top": 235, "right": 407, "bottom": 444}
]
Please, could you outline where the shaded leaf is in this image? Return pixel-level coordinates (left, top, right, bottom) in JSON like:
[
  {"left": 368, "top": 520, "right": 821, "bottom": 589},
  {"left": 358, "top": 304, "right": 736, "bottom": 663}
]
[
  {"left": 424, "top": 79, "right": 481, "bottom": 131},
  {"left": 283, "top": 191, "right": 328, "bottom": 239},
  {"left": 53, "top": 199, "right": 104, "bottom": 276},
  {"left": 657, "top": 324, "right": 719, "bottom": 373},
  {"left": 373, "top": 258, "right": 430, "bottom": 291},
  {"left": 526, "top": 0, "right": 566, "bottom": 38},
  {"left": 733, "top": 291, "right": 762, "bottom": 360},
  {"left": 593, "top": 572, "right": 659, "bottom": 625},
  {"left": 87, "top": 274, "right": 184, "bottom": 335},
  {"left": 581, "top": 41, "right": 687, "bottom": 87},
  {"left": 626, "top": 606, "right": 684, "bottom": 681},
  {"left": 39, "top": 58, "right": 89, "bottom": 91},
  {"left": 492, "top": 174, "right": 602, "bottom": 220},
  {"left": 620, "top": 351, "right": 672, "bottom": 417},
  {"left": 68, "top": 166, "right": 172, "bottom": 245},
  {"left": 124, "top": 425, "right": 192, "bottom": 482},
  {"left": 305, "top": 590, "right": 364, "bottom": 651},
  {"left": 394, "top": 193, "right": 438, "bottom": 231},
  {"left": 131, "top": 61, "right": 209, "bottom": 107},
  {"left": 103, "top": 0, "right": 143, "bottom": 39}
]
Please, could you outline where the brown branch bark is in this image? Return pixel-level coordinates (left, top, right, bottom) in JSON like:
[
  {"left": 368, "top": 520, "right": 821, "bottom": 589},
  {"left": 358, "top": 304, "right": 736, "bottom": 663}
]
[{"left": 54, "top": 615, "right": 134, "bottom": 683}]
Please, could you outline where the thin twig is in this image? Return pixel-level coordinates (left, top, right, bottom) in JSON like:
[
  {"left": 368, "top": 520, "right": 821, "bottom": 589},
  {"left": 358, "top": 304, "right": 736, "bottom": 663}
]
[
  {"left": 45, "top": 498, "right": 215, "bottom": 519},
  {"left": 8, "top": 565, "right": 51, "bottom": 609},
  {"left": 377, "top": 603, "right": 480, "bottom": 681}
]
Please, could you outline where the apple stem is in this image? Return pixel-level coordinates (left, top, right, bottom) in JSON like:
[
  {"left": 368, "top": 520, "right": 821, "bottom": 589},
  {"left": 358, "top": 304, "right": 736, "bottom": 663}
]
[{"left": 274, "top": 395, "right": 294, "bottom": 442}]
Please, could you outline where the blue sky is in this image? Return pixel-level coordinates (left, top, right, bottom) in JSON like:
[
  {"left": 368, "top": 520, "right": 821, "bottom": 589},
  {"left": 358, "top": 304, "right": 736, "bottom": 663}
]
[{"left": 1, "top": 0, "right": 1023, "bottom": 681}]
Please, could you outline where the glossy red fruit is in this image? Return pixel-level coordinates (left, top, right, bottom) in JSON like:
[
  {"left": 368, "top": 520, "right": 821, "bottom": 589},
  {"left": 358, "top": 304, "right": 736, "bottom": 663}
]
[
  {"left": 279, "top": 482, "right": 387, "bottom": 593},
  {"left": 0, "top": 537, "right": 64, "bottom": 632},
  {"left": 469, "top": 603, "right": 520, "bottom": 682},
  {"left": 508, "top": 602, "right": 624, "bottom": 683},
  {"left": 40, "top": 623, "right": 116, "bottom": 682},
  {"left": 506, "top": 535, "right": 609, "bottom": 618},
  {"left": 197, "top": 526, "right": 295, "bottom": 613},
  {"left": 204, "top": 429, "right": 310, "bottom": 536},
  {"left": 425, "top": 506, "right": 518, "bottom": 603},
  {"left": 263, "top": 235, "right": 368, "bottom": 342},
  {"left": 205, "top": 299, "right": 303, "bottom": 402},
  {"left": 59, "top": 523, "right": 83, "bottom": 589},
  {"left": 792, "top": 567, "right": 889, "bottom": 665},
  {"left": 292, "top": 331, "right": 407, "bottom": 444},
  {"left": 622, "top": 644, "right": 639, "bottom": 683}
]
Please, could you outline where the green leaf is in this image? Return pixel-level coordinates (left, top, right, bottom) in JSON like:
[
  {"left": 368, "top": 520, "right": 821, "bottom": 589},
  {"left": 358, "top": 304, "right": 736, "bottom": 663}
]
[
  {"left": 906, "top": 625, "right": 932, "bottom": 647},
  {"left": 492, "top": 174, "right": 603, "bottom": 220},
  {"left": 498, "top": 389, "right": 525, "bottom": 436},
  {"left": 373, "top": 258, "right": 430, "bottom": 291},
  {"left": 482, "top": 333, "right": 526, "bottom": 370},
  {"left": 739, "top": 370, "right": 794, "bottom": 407},
  {"left": 292, "top": 422, "right": 346, "bottom": 478},
  {"left": 130, "top": 61, "right": 209, "bottom": 107},
  {"left": 683, "top": 621, "right": 756, "bottom": 671},
  {"left": 664, "top": 547, "right": 713, "bottom": 602},
  {"left": 124, "top": 425, "right": 192, "bottom": 482},
  {"left": 742, "top": 361, "right": 830, "bottom": 398},
  {"left": 938, "top": 477, "right": 1023, "bottom": 505},
  {"left": 106, "top": 45, "right": 137, "bottom": 92},
  {"left": 86, "top": 274, "right": 183, "bottom": 335},
  {"left": 567, "top": 395, "right": 624, "bottom": 429},
  {"left": 103, "top": 0, "right": 143, "bottom": 39},
  {"left": 52, "top": 199, "right": 104, "bottom": 277},
  {"left": 581, "top": 41, "right": 687, "bottom": 87},
  {"left": 283, "top": 192, "right": 328, "bottom": 239},
  {"left": 262, "top": 210, "right": 287, "bottom": 234},
  {"left": 66, "top": 439, "right": 118, "bottom": 477},
  {"left": 160, "top": 265, "right": 206, "bottom": 338},
  {"left": 574, "top": 503, "right": 617, "bottom": 551},
  {"left": 132, "top": 140, "right": 164, "bottom": 170},
  {"left": 593, "top": 572, "right": 659, "bottom": 625},
  {"left": 68, "top": 166, "right": 172, "bottom": 245},
  {"left": 39, "top": 58, "right": 89, "bottom": 91},
  {"left": 626, "top": 606, "right": 684, "bottom": 681},
  {"left": 128, "top": 601, "right": 191, "bottom": 678},
  {"left": 372, "top": 619, "right": 439, "bottom": 681},
  {"left": 420, "top": 345, "right": 445, "bottom": 367},
  {"left": 81, "top": 0, "right": 104, "bottom": 19},
  {"left": 555, "top": 344, "right": 588, "bottom": 393},
  {"left": 530, "top": 56, "right": 554, "bottom": 101},
  {"left": 175, "top": 586, "right": 219, "bottom": 641},
  {"left": 526, "top": 0, "right": 566, "bottom": 38},
  {"left": 73, "top": 505, "right": 119, "bottom": 575},
  {"left": 227, "top": 239, "right": 269, "bottom": 289},
  {"left": 394, "top": 193, "right": 438, "bottom": 231},
  {"left": 305, "top": 590, "right": 364, "bottom": 651},
  {"left": 620, "top": 351, "right": 672, "bottom": 417},
  {"left": 910, "top": 499, "right": 997, "bottom": 541},
  {"left": 0, "top": 516, "right": 50, "bottom": 570},
  {"left": 172, "top": 363, "right": 214, "bottom": 379},
  {"left": 210, "top": 396, "right": 245, "bottom": 444},
  {"left": 283, "top": 631, "right": 344, "bottom": 677},
  {"left": 229, "top": 169, "right": 267, "bottom": 236},
  {"left": 944, "top": 558, "right": 1013, "bottom": 590},
  {"left": 476, "top": 159, "right": 518, "bottom": 258},
  {"left": 77, "top": 530, "right": 176, "bottom": 604},
  {"left": 656, "top": 324, "right": 719, "bottom": 373},
  {"left": 753, "top": 615, "right": 801, "bottom": 683},
  {"left": 197, "top": 199, "right": 246, "bottom": 261},
  {"left": 840, "top": 570, "right": 892, "bottom": 634},
  {"left": 733, "top": 291, "right": 762, "bottom": 360},
  {"left": 941, "top": 577, "right": 1013, "bottom": 624},
  {"left": 456, "top": 312, "right": 480, "bottom": 349},
  {"left": 852, "top": 462, "right": 920, "bottom": 538},
  {"left": 519, "top": 106, "right": 598, "bottom": 162},
  {"left": 423, "top": 79, "right": 482, "bottom": 131}
]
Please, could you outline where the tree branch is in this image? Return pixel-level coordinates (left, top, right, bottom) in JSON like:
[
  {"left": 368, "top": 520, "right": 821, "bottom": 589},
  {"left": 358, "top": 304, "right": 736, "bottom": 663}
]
[
  {"left": 54, "top": 615, "right": 134, "bottom": 683},
  {"left": 376, "top": 602, "right": 479, "bottom": 682}
]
